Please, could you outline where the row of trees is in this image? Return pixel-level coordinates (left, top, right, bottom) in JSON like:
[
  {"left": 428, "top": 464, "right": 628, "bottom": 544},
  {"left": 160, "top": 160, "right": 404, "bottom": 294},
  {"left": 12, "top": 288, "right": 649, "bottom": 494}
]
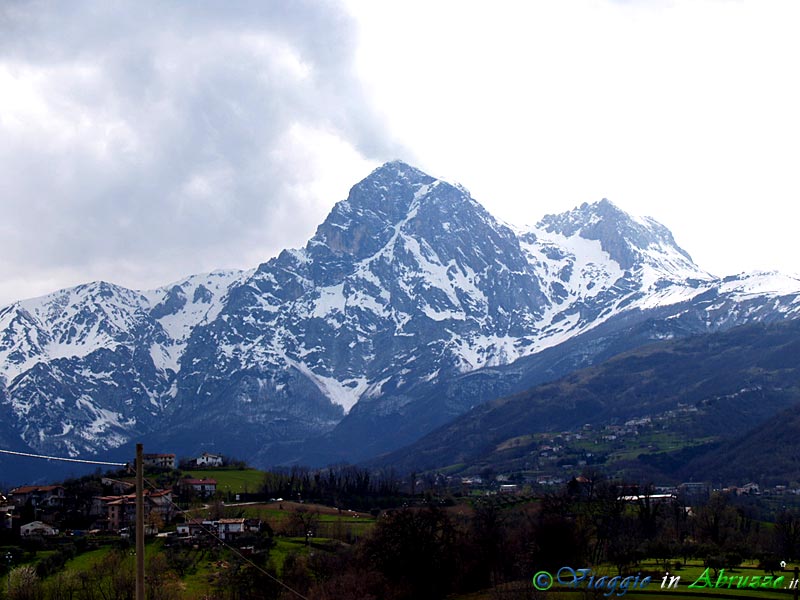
[{"left": 261, "top": 465, "right": 404, "bottom": 510}]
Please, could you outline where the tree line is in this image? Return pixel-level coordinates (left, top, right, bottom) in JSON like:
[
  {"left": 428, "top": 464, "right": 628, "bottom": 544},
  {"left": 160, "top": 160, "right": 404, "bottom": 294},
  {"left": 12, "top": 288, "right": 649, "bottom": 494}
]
[{"left": 260, "top": 465, "right": 404, "bottom": 510}]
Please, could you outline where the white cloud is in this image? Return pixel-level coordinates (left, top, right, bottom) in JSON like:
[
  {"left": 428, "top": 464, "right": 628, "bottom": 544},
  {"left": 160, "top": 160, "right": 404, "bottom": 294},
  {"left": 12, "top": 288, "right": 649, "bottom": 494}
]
[
  {"left": 0, "top": 0, "right": 399, "bottom": 305},
  {"left": 1, "top": 0, "right": 798, "bottom": 306}
]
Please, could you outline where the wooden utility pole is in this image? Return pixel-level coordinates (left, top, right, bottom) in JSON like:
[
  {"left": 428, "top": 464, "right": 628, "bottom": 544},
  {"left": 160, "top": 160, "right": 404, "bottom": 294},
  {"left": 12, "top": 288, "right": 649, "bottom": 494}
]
[{"left": 136, "top": 443, "right": 145, "bottom": 600}]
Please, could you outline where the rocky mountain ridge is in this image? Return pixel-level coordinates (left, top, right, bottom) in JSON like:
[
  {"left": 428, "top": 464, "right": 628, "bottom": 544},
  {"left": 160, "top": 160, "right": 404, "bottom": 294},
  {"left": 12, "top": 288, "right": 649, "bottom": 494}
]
[{"left": 1, "top": 161, "right": 799, "bottom": 479}]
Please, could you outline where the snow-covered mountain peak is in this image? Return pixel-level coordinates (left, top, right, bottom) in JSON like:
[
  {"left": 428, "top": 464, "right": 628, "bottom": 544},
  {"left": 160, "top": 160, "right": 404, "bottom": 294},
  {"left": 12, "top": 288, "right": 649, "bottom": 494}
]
[
  {"left": 4, "top": 161, "right": 800, "bottom": 471},
  {"left": 539, "top": 199, "right": 681, "bottom": 261},
  {"left": 302, "top": 162, "right": 506, "bottom": 295},
  {"left": 534, "top": 198, "right": 713, "bottom": 287},
  {"left": 0, "top": 281, "right": 151, "bottom": 387},
  {"left": 307, "top": 163, "right": 433, "bottom": 261},
  {"left": 339, "top": 160, "right": 435, "bottom": 211},
  {"left": 19, "top": 280, "right": 148, "bottom": 335},
  {"left": 367, "top": 160, "right": 435, "bottom": 184}
]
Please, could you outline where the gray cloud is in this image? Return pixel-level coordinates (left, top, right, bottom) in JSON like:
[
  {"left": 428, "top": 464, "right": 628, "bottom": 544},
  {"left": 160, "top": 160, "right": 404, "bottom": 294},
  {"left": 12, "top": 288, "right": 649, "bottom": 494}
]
[{"left": 0, "top": 0, "right": 404, "bottom": 304}]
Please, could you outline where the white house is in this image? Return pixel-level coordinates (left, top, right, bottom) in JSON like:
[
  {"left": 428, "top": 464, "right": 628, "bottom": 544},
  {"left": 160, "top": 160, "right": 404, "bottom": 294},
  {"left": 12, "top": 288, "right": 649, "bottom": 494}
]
[
  {"left": 21, "top": 521, "right": 58, "bottom": 537},
  {"left": 196, "top": 452, "right": 223, "bottom": 467},
  {"left": 217, "top": 518, "right": 246, "bottom": 540}
]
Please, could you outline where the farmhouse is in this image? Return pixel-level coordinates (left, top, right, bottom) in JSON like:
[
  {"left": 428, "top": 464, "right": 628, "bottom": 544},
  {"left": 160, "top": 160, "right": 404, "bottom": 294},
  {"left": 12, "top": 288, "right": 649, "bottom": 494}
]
[
  {"left": 21, "top": 520, "right": 58, "bottom": 536},
  {"left": 180, "top": 478, "right": 218, "bottom": 498},
  {"left": 218, "top": 518, "right": 247, "bottom": 540},
  {"left": 176, "top": 518, "right": 261, "bottom": 542},
  {"left": 196, "top": 452, "right": 224, "bottom": 467},
  {"left": 176, "top": 518, "right": 212, "bottom": 538},
  {"left": 141, "top": 453, "right": 176, "bottom": 469}
]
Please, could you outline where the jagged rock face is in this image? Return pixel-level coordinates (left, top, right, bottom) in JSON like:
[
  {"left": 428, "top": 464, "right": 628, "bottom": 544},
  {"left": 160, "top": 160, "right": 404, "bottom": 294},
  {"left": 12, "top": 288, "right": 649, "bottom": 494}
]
[
  {"left": 165, "top": 163, "right": 554, "bottom": 460},
  {"left": 1, "top": 161, "right": 800, "bottom": 475},
  {"left": 538, "top": 198, "right": 695, "bottom": 271},
  {"left": 0, "top": 273, "right": 243, "bottom": 457}
]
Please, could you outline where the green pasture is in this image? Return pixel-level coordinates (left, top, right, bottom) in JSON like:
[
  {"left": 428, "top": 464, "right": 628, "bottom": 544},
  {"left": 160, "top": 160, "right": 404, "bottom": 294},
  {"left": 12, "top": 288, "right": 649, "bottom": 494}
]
[{"left": 181, "top": 468, "right": 266, "bottom": 495}]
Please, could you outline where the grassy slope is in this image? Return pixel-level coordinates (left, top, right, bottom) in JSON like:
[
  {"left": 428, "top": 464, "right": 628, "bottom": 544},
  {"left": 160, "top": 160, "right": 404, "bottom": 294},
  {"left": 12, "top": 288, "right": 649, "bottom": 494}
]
[{"left": 180, "top": 468, "right": 266, "bottom": 495}]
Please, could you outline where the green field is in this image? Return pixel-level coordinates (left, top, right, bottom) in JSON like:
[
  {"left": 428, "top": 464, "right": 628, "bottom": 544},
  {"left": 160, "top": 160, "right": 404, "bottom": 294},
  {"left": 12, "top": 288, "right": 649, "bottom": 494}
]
[
  {"left": 181, "top": 468, "right": 266, "bottom": 495},
  {"left": 61, "top": 545, "right": 113, "bottom": 572}
]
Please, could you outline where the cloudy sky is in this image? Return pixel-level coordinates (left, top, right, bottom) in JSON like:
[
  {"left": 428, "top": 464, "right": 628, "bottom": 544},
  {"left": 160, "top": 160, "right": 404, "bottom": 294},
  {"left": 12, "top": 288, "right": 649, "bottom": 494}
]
[{"left": 1, "top": 0, "right": 798, "bottom": 307}]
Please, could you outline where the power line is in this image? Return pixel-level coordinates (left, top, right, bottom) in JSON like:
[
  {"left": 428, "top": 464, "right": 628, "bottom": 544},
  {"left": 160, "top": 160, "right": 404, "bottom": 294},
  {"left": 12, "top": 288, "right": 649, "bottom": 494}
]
[
  {"left": 142, "top": 477, "right": 310, "bottom": 600},
  {"left": 0, "top": 447, "right": 126, "bottom": 467}
]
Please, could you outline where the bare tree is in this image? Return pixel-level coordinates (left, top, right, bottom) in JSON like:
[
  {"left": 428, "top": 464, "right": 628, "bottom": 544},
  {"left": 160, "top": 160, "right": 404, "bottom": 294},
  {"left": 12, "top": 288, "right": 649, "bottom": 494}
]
[{"left": 287, "top": 506, "right": 320, "bottom": 540}]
